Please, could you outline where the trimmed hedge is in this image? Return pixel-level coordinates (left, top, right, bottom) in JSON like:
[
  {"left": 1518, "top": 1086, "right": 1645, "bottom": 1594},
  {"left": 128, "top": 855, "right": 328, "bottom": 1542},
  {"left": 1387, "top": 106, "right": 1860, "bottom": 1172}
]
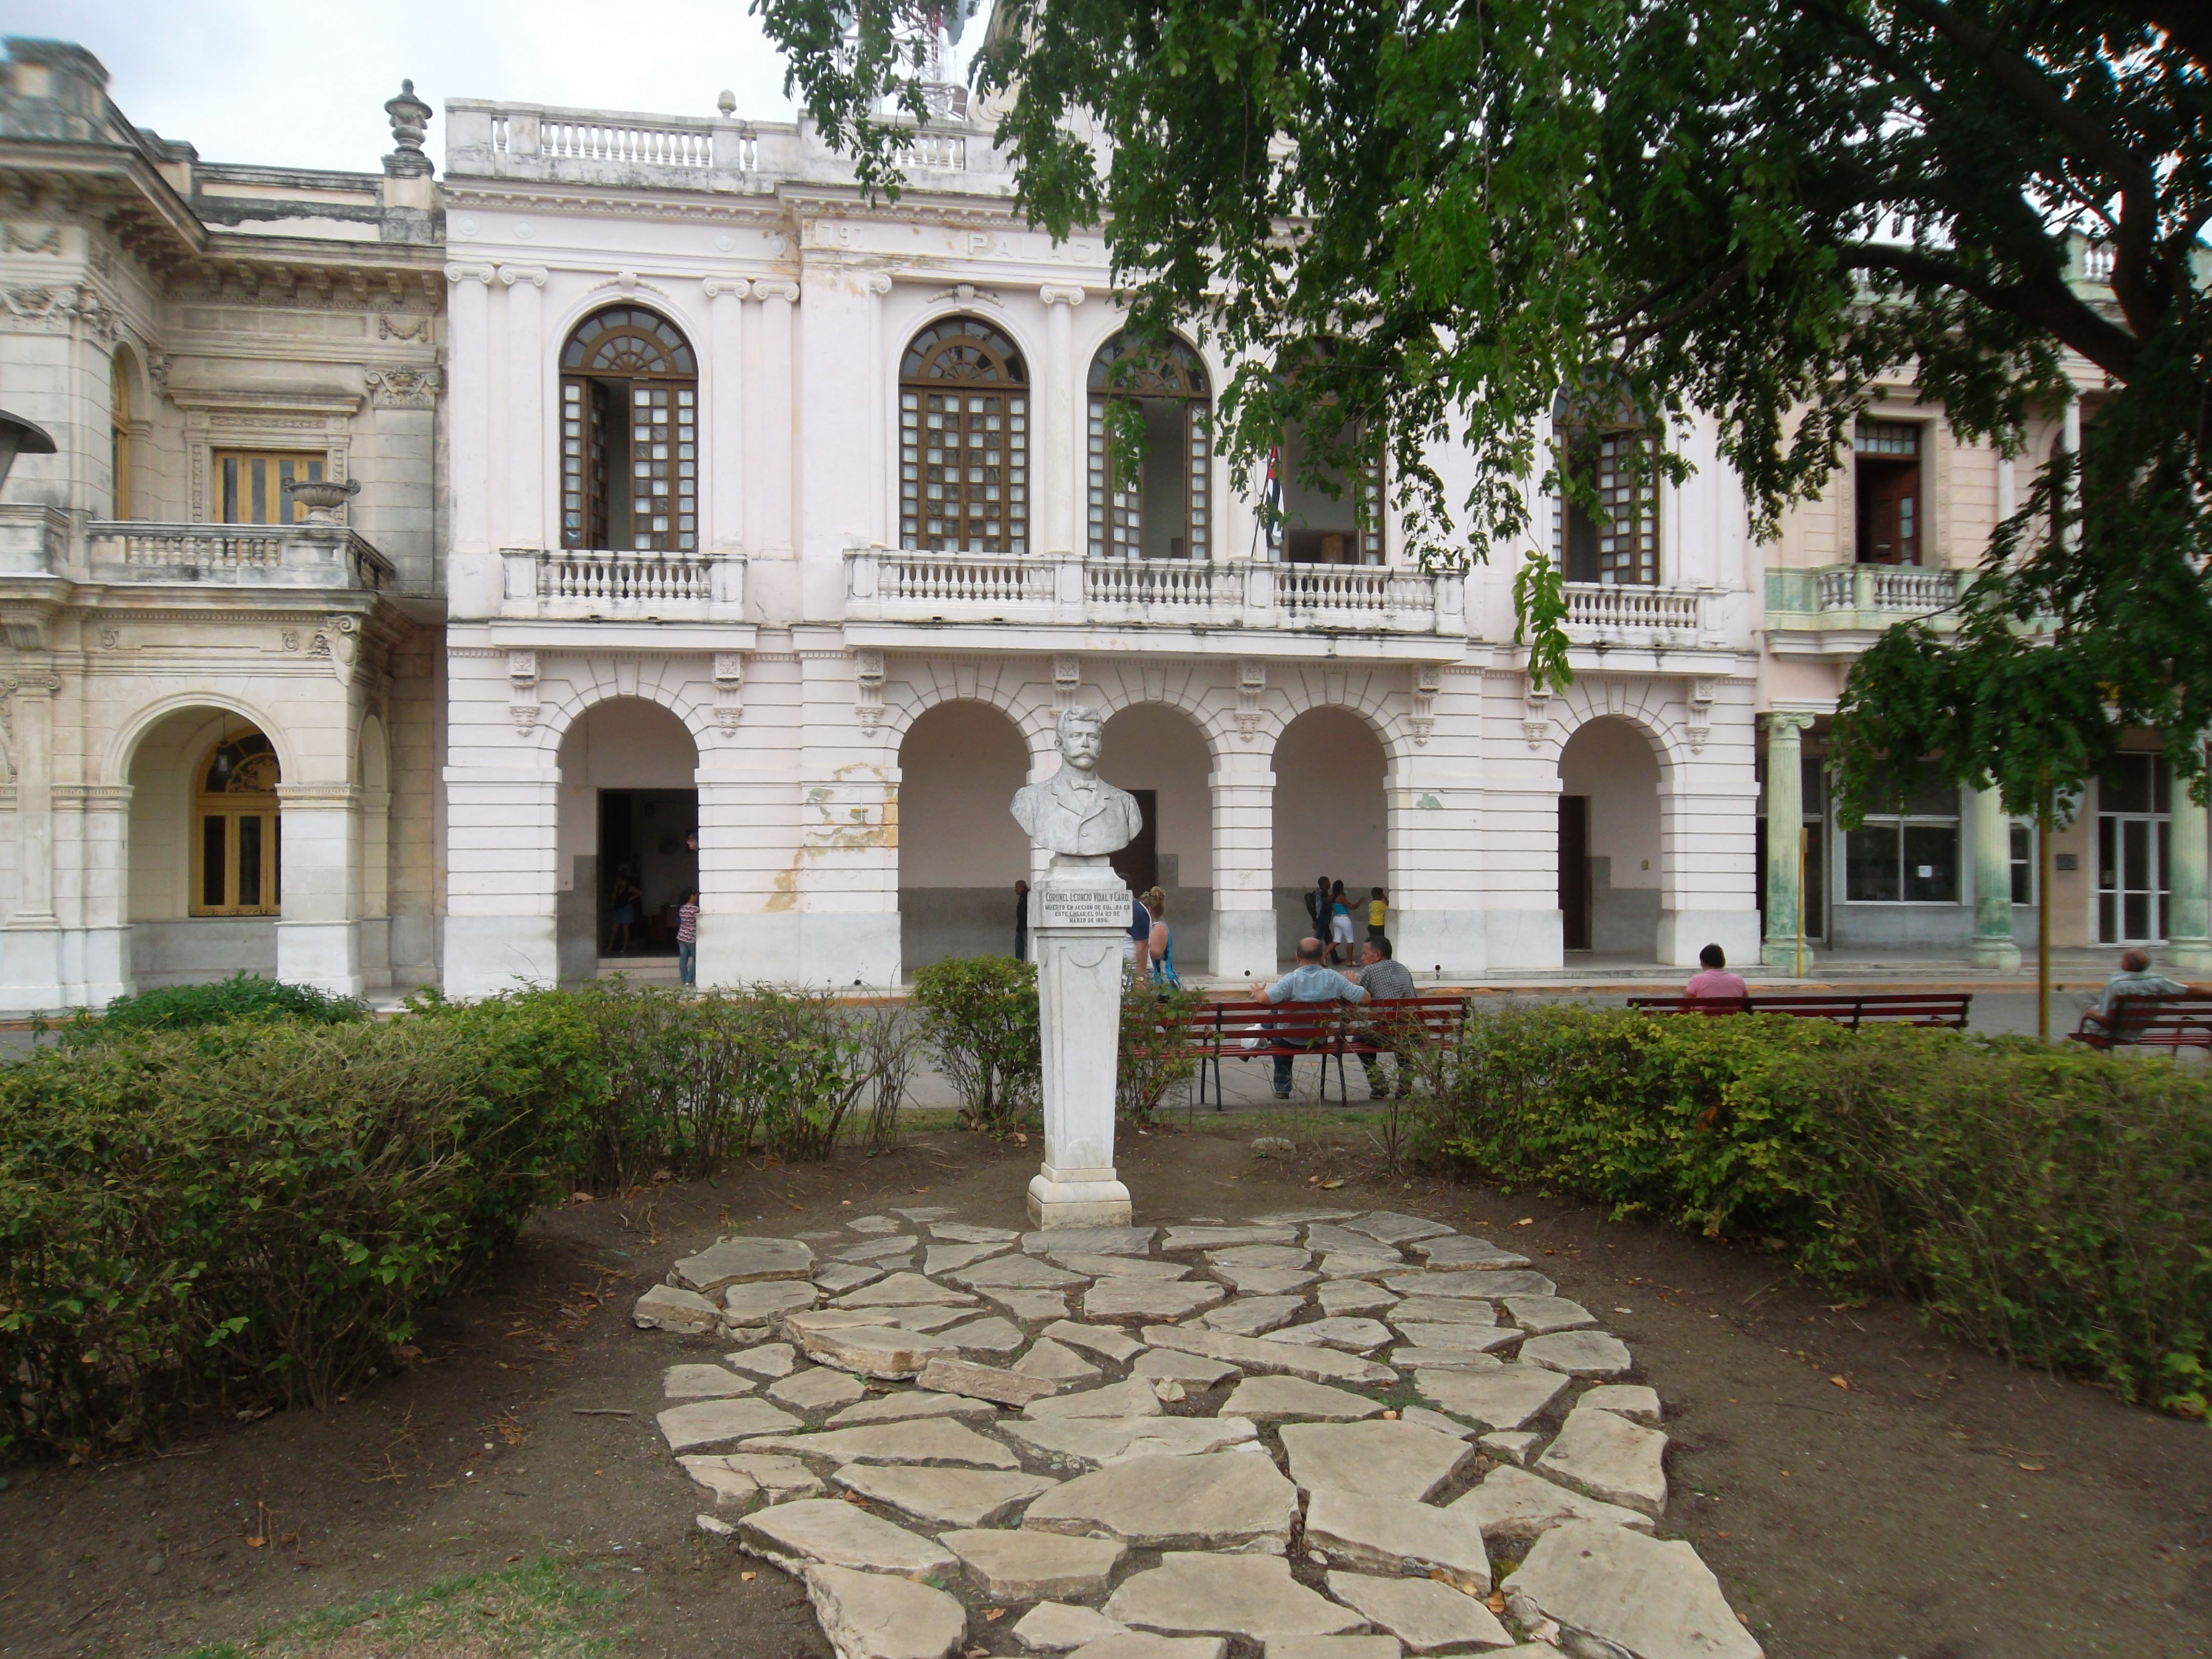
[
  {"left": 58, "top": 972, "right": 368, "bottom": 1044},
  {"left": 911, "top": 956, "right": 1041, "bottom": 1131},
  {"left": 1423, "top": 1004, "right": 2212, "bottom": 1413},
  {"left": 0, "top": 991, "right": 597, "bottom": 1454}
]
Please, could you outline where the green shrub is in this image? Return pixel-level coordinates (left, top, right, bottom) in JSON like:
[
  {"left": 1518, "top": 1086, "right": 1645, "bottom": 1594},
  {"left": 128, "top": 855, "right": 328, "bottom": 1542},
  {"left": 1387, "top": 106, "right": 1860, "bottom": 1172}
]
[
  {"left": 1422, "top": 1004, "right": 2212, "bottom": 1409},
  {"left": 911, "top": 956, "right": 1040, "bottom": 1131},
  {"left": 1118, "top": 976, "right": 1205, "bottom": 1124},
  {"left": 60, "top": 972, "right": 368, "bottom": 1045},
  {"left": 0, "top": 991, "right": 598, "bottom": 1454},
  {"left": 563, "top": 982, "right": 909, "bottom": 1185}
]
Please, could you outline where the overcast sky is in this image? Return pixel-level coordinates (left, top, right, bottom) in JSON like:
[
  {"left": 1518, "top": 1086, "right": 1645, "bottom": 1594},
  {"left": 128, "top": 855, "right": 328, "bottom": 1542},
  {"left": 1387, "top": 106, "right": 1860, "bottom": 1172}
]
[{"left": 1, "top": 0, "right": 817, "bottom": 173}]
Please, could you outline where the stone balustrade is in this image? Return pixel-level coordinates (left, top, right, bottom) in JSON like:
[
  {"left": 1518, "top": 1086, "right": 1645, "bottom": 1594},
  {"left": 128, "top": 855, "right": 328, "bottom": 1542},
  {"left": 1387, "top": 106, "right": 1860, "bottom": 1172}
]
[
  {"left": 1767, "top": 561, "right": 1965, "bottom": 637},
  {"left": 83, "top": 520, "right": 395, "bottom": 591},
  {"left": 1559, "top": 581, "right": 1709, "bottom": 644},
  {"left": 501, "top": 547, "right": 745, "bottom": 621},
  {"left": 844, "top": 548, "right": 1461, "bottom": 635}
]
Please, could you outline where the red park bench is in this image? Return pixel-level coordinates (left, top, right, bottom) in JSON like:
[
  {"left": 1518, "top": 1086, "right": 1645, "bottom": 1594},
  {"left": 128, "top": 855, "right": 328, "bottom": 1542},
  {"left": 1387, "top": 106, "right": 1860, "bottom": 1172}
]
[
  {"left": 2069, "top": 994, "right": 2212, "bottom": 1052},
  {"left": 1189, "top": 994, "right": 1471, "bottom": 1108},
  {"left": 1626, "top": 992, "right": 1972, "bottom": 1029}
]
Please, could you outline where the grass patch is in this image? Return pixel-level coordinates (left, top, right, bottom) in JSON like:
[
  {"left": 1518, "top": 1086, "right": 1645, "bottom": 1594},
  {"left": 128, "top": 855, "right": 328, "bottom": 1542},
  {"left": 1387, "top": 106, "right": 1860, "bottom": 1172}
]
[{"left": 169, "top": 1556, "right": 627, "bottom": 1659}]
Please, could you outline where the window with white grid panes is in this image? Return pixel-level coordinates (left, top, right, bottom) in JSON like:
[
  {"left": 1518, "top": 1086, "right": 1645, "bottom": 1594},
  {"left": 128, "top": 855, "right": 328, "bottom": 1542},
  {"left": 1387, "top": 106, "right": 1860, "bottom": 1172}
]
[
  {"left": 558, "top": 305, "right": 697, "bottom": 551},
  {"left": 899, "top": 317, "right": 1027, "bottom": 552},
  {"left": 1085, "top": 333, "right": 1211, "bottom": 559},
  {"left": 1559, "top": 427, "right": 1659, "bottom": 584}
]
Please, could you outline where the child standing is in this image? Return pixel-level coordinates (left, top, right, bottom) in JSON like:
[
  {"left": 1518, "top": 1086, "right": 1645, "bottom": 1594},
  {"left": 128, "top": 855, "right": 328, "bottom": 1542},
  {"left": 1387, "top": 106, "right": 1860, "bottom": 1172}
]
[
  {"left": 1367, "top": 886, "right": 1389, "bottom": 944},
  {"left": 676, "top": 889, "right": 699, "bottom": 988}
]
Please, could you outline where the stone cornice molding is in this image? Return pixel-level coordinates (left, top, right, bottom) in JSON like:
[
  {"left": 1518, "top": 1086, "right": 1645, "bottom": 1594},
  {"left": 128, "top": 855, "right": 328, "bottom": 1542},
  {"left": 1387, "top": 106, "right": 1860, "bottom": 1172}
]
[
  {"left": 444, "top": 184, "right": 792, "bottom": 229},
  {"left": 274, "top": 782, "right": 364, "bottom": 807}
]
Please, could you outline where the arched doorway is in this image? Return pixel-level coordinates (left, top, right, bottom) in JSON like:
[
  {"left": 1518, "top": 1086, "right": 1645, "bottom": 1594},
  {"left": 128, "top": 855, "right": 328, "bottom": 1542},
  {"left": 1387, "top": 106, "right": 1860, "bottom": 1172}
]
[
  {"left": 559, "top": 305, "right": 698, "bottom": 552},
  {"left": 555, "top": 698, "right": 699, "bottom": 982},
  {"left": 898, "top": 316, "right": 1029, "bottom": 554},
  {"left": 126, "top": 708, "right": 283, "bottom": 988},
  {"left": 1272, "top": 707, "right": 1387, "bottom": 962},
  {"left": 1099, "top": 704, "right": 1213, "bottom": 972},
  {"left": 898, "top": 700, "right": 1032, "bottom": 971},
  {"left": 1558, "top": 717, "right": 1663, "bottom": 956},
  {"left": 1087, "top": 333, "right": 1210, "bottom": 560}
]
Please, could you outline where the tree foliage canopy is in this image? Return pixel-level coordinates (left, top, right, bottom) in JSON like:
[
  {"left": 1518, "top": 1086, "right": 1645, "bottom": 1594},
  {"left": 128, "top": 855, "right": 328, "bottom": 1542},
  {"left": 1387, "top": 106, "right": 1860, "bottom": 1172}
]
[{"left": 757, "top": 0, "right": 2212, "bottom": 811}]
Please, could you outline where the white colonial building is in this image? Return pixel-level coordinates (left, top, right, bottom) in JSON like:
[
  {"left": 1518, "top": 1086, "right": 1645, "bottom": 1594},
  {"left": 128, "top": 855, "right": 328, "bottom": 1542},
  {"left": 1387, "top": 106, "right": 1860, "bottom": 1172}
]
[{"left": 0, "top": 34, "right": 2197, "bottom": 1014}]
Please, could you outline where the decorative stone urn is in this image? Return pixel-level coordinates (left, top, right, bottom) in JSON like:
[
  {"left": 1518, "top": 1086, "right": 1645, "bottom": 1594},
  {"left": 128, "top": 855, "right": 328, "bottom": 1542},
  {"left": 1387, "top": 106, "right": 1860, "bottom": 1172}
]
[{"left": 284, "top": 477, "right": 359, "bottom": 525}]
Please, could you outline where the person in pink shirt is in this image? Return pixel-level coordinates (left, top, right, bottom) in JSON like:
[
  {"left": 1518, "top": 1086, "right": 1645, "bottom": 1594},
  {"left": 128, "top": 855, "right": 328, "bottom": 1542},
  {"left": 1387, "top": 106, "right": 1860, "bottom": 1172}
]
[{"left": 1684, "top": 943, "right": 1749, "bottom": 1000}]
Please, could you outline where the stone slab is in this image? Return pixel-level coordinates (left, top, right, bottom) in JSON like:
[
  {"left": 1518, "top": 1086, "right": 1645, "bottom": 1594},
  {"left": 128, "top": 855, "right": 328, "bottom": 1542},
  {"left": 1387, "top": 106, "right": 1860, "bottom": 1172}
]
[
  {"left": 771, "top": 1367, "right": 868, "bottom": 1412},
  {"left": 833, "top": 1273, "right": 980, "bottom": 1309},
  {"left": 1477, "top": 1431, "right": 1543, "bottom": 1466},
  {"left": 1070, "top": 1636, "right": 1226, "bottom": 1659},
  {"left": 846, "top": 1214, "right": 903, "bottom": 1235},
  {"left": 1104, "top": 1554, "right": 1363, "bottom": 1641},
  {"left": 1383, "top": 1270, "right": 1556, "bottom": 1300},
  {"left": 1305, "top": 1486, "right": 1492, "bottom": 1590},
  {"left": 919, "top": 1354, "right": 1064, "bottom": 1407},
  {"left": 1016, "top": 1603, "right": 1130, "bottom": 1653},
  {"left": 955, "top": 1254, "right": 1092, "bottom": 1290},
  {"left": 932, "top": 1221, "right": 1021, "bottom": 1244},
  {"left": 728, "top": 1342, "right": 798, "bottom": 1378},
  {"left": 1045, "top": 1321, "right": 1147, "bottom": 1364},
  {"left": 1318, "top": 1281, "right": 1399, "bottom": 1318},
  {"left": 1279, "top": 1419, "right": 1477, "bottom": 1500},
  {"left": 828, "top": 1390, "right": 1001, "bottom": 1427},
  {"left": 1579, "top": 1384, "right": 1663, "bottom": 1426},
  {"left": 1500, "top": 1295, "right": 1597, "bottom": 1335},
  {"left": 665, "top": 1363, "right": 753, "bottom": 1399},
  {"left": 1025, "top": 1377, "right": 1164, "bottom": 1419},
  {"left": 1520, "top": 1331, "right": 1634, "bottom": 1379},
  {"left": 1509, "top": 1520, "right": 1762, "bottom": 1659},
  {"left": 983, "top": 1288, "right": 1077, "bottom": 1322},
  {"left": 891, "top": 1206, "right": 958, "bottom": 1223},
  {"left": 1219, "top": 1375, "right": 1384, "bottom": 1422},
  {"left": 1344, "top": 1213, "right": 1456, "bottom": 1247},
  {"left": 1408, "top": 1237, "right": 1530, "bottom": 1270},
  {"left": 1323, "top": 1572, "right": 1512, "bottom": 1654},
  {"left": 657, "top": 1396, "right": 804, "bottom": 1452},
  {"left": 814, "top": 1263, "right": 888, "bottom": 1295},
  {"left": 1391, "top": 1325, "right": 1522, "bottom": 1355},
  {"left": 1449, "top": 1465, "right": 1655, "bottom": 1545},
  {"left": 1205, "top": 1244, "right": 1313, "bottom": 1270},
  {"left": 683, "top": 1451, "right": 823, "bottom": 1508},
  {"left": 791, "top": 1324, "right": 958, "bottom": 1379},
  {"left": 1392, "top": 1349, "right": 1506, "bottom": 1371},
  {"left": 942, "top": 1315, "right": 1027, "bottom": 1354},
  {"left": 1536, "top": 1406, "right": 1668, "bottom": 1517},
  {"left": 924, "top": 1241, "right": 1017, "bottom": 1277},
  {"left": 802, "top": 1562, "right": 967, "bottom": 1659},
  {"left": 1130, "top": 1349, "right": 1240, "bottom": 1388},
  {"left": 1251, "top": 1209, "right": 1367, "bottom": 1225},
  {"left": 1265, "top": 1641, "right": 1405, "bottom": 1659},
  {"left": 740, "top": 1497, "right": 957, "bottom": 1577},
  {"left": 679, "top": 1455, "right": 764, "bottom": 1512},
  {"left": 1214, "top": 1267, "right": 1320, "bottom": 1296},
  {"left": 1159, "top": 1225, "right": 1298, "bottom": 1252},
  {"left": 1198, "top": 1296, "right": 1305, "bottom": 1337},
  {"left": 1051, "top": 1252, "right": 1190, "bottom": 1280},
  {"left": 1316, "top": 1254, "right": 1409, "bottom": 1280},
  {"left": 1398, "top": 1407, "right": 1478, "bottom": 1440},
  {"left": 1304, "top": 1224, "right": 1398, "bottom": 1256},
  {"left": 1002, "top": 1415, "right": 1260, "bottom": 1470},
  {"left": 1023, "top": 1450, "right": 1298, "bottom": 1550},
  {"left": 1414, "top": 1364, "right": 1572, "bottom": 1431},
  {"left": 1265, "top": 1316, "right": 1393, "bottom": 1353},
  {"left": 1143, "top": 1324, "right": 1396, "bottom": 1387},
  {"left": 1013, "top": 1338, "right": 1105, "bottom": 1386},
  {"left": 943, "top": 1527, "right": 1125, "bottom": 1601},
  {"left": 633, "top": 1284, "right": 720, "bottom": 1333},
  {"left": 1083, "top": 1279, "right": 1226, "bottom": 1324},
  {"left": 1391, "top": 1297, "right": 1498, "bottom": 1328},
  {"left": 1022, "top": 1226, "right": 1158, "bottom": 1257},
  {"left": 672, "top": 1237, "right": 816, "bottom": 1293},
  {"left": 742, "top": 1417, "right": 1021, "bottom": 1468},
  {"left": 835, "top": 1464, "right": 1061, "bottom": 1528},
  {"left": 789, "top": 1307, "right": 973, "bottom": 1337},
  {"left": 836, "top": 1236, "right": 923, "bottom": 1263},
  {"left": 724, "top": 1280, "right": 823, "bottom": 1324}
]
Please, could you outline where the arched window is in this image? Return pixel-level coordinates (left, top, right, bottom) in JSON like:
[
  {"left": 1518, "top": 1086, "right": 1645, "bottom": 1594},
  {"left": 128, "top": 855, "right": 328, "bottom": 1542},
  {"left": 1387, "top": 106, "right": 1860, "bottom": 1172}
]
[
  {"left": 899, "top": 317, "right": 1028, "bottom": 554},
  {"left": 1086, "top": 334, "right": 1211, "bottom": 559},
  {"left": 560, "top": 306, "right": 698, "bottom": 552},
  {"left": 1554, "top": 390, "right": 1658, "bottom": 585},
  {"left": 193, "top": 727, "right": 280, "bottom": 916},
  {"left": 109, "top": 351, "right": 133, "bottom": 519}
]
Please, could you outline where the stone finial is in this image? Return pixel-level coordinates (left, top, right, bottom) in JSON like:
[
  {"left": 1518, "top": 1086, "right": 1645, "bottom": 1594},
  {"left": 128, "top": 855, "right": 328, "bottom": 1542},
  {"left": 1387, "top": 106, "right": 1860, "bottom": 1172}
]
[
  {"left": 384, "top": 78, "right": 433, "bottom": 177},
  {"left": 717, "top": 89, "right": 737, "bottom": 116}
]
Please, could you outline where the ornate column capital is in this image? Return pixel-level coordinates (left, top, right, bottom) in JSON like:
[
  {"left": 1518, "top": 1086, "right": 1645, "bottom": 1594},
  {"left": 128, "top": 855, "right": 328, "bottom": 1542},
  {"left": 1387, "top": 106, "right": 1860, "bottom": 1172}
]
[
  {"left": 1761, "top": 709, "right": 1818, "bottom": 738},
  {"left": 750, "top": 279, "right": 801, "bottom": 304},
  {"left": 1038, "top": 283, "right": 1087, "bottom": 308},
  {"left": 497, "top": 264, "right": 548, "bottom": 288},
  {"left": 702, "top": 277, "right": 748, "bottom": 299},
  {"left": 862, "top": 272, "right": 894, "bottom": 297},
  {"left": 443, "top": 262, "right": 497, "bottom": 286}
]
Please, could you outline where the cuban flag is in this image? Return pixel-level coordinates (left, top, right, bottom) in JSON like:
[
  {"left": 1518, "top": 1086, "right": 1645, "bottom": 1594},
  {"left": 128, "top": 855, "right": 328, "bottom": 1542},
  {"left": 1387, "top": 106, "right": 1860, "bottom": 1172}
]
[{"left": 1263, "top": 443, "right": 1284, "bottom": 556}]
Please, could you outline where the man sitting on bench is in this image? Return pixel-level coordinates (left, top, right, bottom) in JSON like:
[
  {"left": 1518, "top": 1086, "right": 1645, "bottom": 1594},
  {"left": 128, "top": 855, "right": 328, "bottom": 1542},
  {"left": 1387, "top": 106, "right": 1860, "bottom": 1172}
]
[
  {"left": 2084, "top": 947, "right": 2189, "bottom": 1032},
  {"left": 1253, "top": 935, "right": 1367, "bottom": 1099},
  {"left": 1684, "top": 943, "right": 1749, "bottom": 1001}
]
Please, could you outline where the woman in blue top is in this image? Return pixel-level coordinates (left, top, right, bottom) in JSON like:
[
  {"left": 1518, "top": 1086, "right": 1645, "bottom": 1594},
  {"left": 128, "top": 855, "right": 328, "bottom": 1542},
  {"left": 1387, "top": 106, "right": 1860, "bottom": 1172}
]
[
  {"left": 1326, "top": 879, "right": 1355, "bottom": 965},
  {"left": 1143, "top": 886, "right": 1179, "bottom": 987}
]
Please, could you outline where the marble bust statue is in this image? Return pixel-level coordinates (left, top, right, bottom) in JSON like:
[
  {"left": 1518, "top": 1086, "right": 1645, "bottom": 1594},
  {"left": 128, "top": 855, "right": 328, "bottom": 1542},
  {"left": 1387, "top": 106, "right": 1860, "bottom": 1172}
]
[{"left": 1011, "top": 705, "right": 1145, "bottom": 857}]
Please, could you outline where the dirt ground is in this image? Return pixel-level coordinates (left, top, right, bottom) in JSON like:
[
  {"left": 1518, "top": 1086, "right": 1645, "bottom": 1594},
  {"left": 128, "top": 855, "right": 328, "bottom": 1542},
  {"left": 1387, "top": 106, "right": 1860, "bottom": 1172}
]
[{"left": 5, "top": 1121, "right": 2209, "bottom": 1659}]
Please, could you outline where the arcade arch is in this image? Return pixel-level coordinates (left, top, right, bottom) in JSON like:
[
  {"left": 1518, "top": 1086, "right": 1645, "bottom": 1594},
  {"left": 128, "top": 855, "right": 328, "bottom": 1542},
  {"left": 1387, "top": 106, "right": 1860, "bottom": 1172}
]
[
  {"left": 1557, "top": 715, "right": 1664, "bottom": 955},
  {"left": 1099, "top": 703, "right": 1214, "bottom": 972},
  {"left": 555, "top": 696, "right": 699, "bottom": 980},
  {"left": 897, "top": 698, "right": 1034, "bottom": 971},
  {"left": 1272, "top": 707, "right": 1388, "bottom": 962}
]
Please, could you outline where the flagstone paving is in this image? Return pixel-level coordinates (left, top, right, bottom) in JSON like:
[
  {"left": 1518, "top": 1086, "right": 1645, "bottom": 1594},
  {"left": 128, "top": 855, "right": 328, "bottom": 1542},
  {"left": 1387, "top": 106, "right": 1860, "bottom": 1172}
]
[{"left": 632, "top": 1206, "right": 1762, "bottom": 1659}]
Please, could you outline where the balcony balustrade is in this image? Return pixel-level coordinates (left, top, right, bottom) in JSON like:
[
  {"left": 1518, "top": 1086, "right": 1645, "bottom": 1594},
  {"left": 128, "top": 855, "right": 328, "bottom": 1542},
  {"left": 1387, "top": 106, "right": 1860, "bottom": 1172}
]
[
  {"left": 501, "top": 547, "right": 745, "bottom": 621},
  {"left": 844, "top": 548, "right": 1457, "bottom": 635},
  {"left": 1559, "top": 581, "right": 1709, "bottom": 644},
  {"left": 1767, "top": 562, "right": 1964, "bottom": 637},
  {"left": 83, "top": 521, "right": 394, "bottom": 591}
]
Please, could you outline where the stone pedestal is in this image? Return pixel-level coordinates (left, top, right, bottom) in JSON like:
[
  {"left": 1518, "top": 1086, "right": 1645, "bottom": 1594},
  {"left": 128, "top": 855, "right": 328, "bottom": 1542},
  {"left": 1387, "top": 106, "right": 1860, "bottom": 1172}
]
[{"left": 1027, "top": 853, "right": 1133, "bottom": 1229}]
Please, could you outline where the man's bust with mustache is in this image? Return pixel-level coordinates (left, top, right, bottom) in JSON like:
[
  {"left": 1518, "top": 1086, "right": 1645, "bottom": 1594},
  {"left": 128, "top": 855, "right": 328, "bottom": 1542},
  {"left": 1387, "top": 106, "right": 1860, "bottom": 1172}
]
[{"left": 1011, "top": 705, "right": 1145, "bottom": 856}]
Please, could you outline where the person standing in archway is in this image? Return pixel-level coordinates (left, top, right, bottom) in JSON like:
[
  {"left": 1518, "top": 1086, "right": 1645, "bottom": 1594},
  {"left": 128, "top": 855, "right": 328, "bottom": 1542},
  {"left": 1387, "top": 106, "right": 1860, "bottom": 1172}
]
[
  {"left": 1306, "top": 875, "right": 1331, "bottom": 940},
  {"left": 1326, "top": 880, "right": 1355, "bottom": 965},
  {"left": 675, "top": 889, "right": 699, "bottom": 987},
  {"left": 1013, "top": 879, "right": 1030, "bottom": 962}
]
